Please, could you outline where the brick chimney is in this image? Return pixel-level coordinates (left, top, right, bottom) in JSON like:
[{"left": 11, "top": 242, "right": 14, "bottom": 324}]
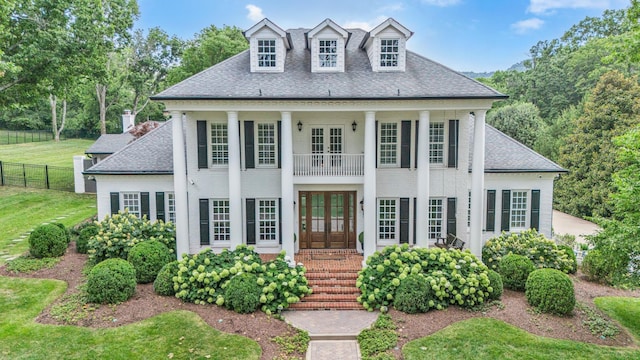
[{"left": 122, "top": 110, "right": 135, "bottom": 133}]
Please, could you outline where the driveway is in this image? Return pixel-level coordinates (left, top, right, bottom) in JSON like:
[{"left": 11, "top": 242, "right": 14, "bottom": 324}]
[{"left": 552, "top": 210, "right": 601, "bottom": 244}]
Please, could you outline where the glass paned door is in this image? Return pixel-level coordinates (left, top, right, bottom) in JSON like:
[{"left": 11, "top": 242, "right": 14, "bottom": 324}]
[{"left": 299, "top": 191, "right": 356, "bottom": 249}]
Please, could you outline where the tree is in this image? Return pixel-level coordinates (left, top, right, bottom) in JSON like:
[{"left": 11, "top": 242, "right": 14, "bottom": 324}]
[
  {"left": 534, "top": 105, "right": 582, "bottom": 162},
  {"left": 486, "top": 102, "right": 545, "bottom": 149},
  {"left": 612, "top": 126, "right": 640, "bottom": 223}
]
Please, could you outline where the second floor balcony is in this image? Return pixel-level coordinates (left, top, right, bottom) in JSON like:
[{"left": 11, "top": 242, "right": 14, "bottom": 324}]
[{"left": 293, "top": 154, "right": 364, "bottom": 176}]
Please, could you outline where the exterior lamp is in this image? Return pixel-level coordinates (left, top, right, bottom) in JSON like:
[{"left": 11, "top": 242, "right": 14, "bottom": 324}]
[
  {"left": 352, "top": 121, "right": 357, "bottom": 132},
  {"left": 297, "top": 121, "right": 303, "bottom": 132}
]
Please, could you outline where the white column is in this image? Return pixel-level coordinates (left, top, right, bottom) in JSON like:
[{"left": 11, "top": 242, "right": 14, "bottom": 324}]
[
  {"left": 470, "top": 110, "right": 487, "bottom": 258},
  {"left": 280, "top": 112, "right": 295, "bottom": 260},
  {"left": 363, "top": 111, "right": 377, "bottom": 261},
  {"left": 227, "top": 111, "right": 242, "bottom": 249},
  {"left": 416, "top": 111, "right": 430, "bottom": 247},
  {"left": 73, "top": 155, "right": 86, "bottom": 194},
  {"left": 172, "top": 111, "right": 190, "bottom": 258}
]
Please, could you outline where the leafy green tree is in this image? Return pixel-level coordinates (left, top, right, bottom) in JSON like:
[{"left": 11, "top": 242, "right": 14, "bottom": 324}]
[
  {"left": 534, "top": 105, "right": 582, "bottom": 162},
  {"left": 487, "top": 102, "right": 545, "bottom": 149},
  {"left": 612, "top": 126, "right": 640, "bottom": 223}
]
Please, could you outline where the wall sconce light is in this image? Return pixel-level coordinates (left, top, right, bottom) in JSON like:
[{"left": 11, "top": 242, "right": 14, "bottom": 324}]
[
  {"left": 360, "top": 199, "right": 364, "bottom": 212},
  {"left": 352, "top": 120, "right": 357, "bottom": 132},
  {"left": 297, "top": 121, "right": 303, "bottom": 132}
]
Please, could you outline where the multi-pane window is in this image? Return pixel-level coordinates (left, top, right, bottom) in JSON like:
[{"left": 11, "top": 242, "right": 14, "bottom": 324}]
[
  {"left": 378, "top": 199, "right": 397, "bottom": 240},
  {"left": 258, "top": 200, "right": 278, "bottom": 241},
  {"left": 166, "top": 192, "right": 176, "bottom": 224},
  {"left": 467, "top": 191, "right": 471, "bottom": 228},
  {"left": 380, "top": 39, "right": 399, "bottom": 67},
  {"left": 257, "top": 39, "right": 276, "bottom": 67},
  {"left": 319, "top": 39, "right": 337, "bottom": 67},
  {"left": 210, "top": 123, "right": 228, "bottom": 165},
  {"left": 379, "top": 123, "right": 398, "bottom": 165},
  {"left": 122, "top": 192, "right": 140, "bottom": 218},
  {"left": 511, "top": 191, "right": 528, "bottom": 229},
  {"left": 428, "top": 198, "right": 443, "bottom": 239},
  {"left": 429, "top": 122, "right": 445, "bottom": 164},
  {"left": 211, "top": 200, "right": 230, "bottom": 241},
  {"left": 257, "top": 123, "right": 276, "bottom": 166}
]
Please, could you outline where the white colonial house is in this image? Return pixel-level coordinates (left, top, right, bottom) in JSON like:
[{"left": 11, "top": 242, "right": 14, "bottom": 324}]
[{"left": 84, "top": 18, "right": 565, "bottom": 261}]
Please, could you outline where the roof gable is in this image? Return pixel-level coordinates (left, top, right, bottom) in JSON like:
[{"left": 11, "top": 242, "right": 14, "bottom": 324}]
[
  {"left": 243, "top": 18, "right": 291, "bottom": 49},
  {"left": 307, "top": 18, "right": 349, "bottom": 41}
]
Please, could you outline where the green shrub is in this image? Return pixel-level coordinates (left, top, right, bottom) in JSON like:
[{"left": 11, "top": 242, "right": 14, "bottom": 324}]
[
  {"left": 498, "top": 254, "right": 535, "bottom": 291},
  {"left": 154, "top": 260, "right": 180, "bottom": 296},
  {"left": 77, "top": 225, "right": 99, "bottom": 254},
  {"left": 174, "top": 245, "right": 312, "bottom": 315},
  {"left": 28, "top": 224, "right": 68, "bottom": 258},
  {"left": 127, "top": 240, "right": 173, "bottom": 283},
  {"left": 482, "top": 229, "right": 576, "bottom": 273},
  {"left": 86, "top": 258, "right": 137, "bottom": 304},
  {"left": 525, "top": 268, "right": 575, "bottom": 315},
  {"left": 51, "top": 222, "right": 70, "bottom": 243},
  {"left": 557, "top": 245, "right": 577, "bottom": 274},
  {"left": 393, "top": 274, "right": 432, "bottom": 313},
  {"left": 581, "top": 249, "right": 612, "bottom": 283},
  {"left": 486, "top": 269, "right": 503, "bottom": 300},
  {"left": 357, "top": 314, "right": 398, "bottom": 359},
  {"left": 224, "top": 273, "right": 262, "bottom": 313},
  {"left": 357, "top": 244, "right": 492, "bottom": 312},
  {"left": 88, "top": 210, "right": 175, "bottom": 263}
]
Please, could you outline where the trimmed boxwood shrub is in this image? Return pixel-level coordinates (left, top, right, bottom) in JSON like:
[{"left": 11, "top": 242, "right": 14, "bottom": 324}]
[
  {"left": 28, "top": 224, "right": 68, "bottom": 258},
  {"left": 127, "top": 240, "right": 173, "bottom": 283},
  {"left": 86, "top": 258, "right": 137, "bottom": 304},
  {"left": 51, "top": 222, "right": 70, "bottom": 243},
  {"left": 557, "top": 245, "right": 577, "bottom": 274},
  {"left": 525, "top": 268, "right": 575, "bottom": 315},
  {"left": 486, "top": 269, "right": 503, "bottom": 300},
  {"left": 393, "top": 274, "right": 432, "bottom": 313},
  {"left": 77, "top": 225, "right": 99, "bottom": 254},
  {"left": 224, "top": 273, "right": 262, "bottom": 314},
  {"left": 581, "top": 249, "right": 612, "bottom": 283},
  {"left": 498, "top": 254, "right": 535, "bottom": 291},
  {"left": 154, "top": 260, "right": 180, "bottom": 296}
]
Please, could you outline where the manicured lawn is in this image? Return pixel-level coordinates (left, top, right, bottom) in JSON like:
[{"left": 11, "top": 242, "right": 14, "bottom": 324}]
[
  {"left": 596, "top": 297, "right": 640, "bottom": 342},
  {"left": 0, "top": 139, "right": 94, "bottom": 167},
  {"left": 403, "top": 317, "right": 639, "bottom": 360},
  {"left": 0, "top": 276, "right": 261, "bottom": 359},
  {"left": 0, "top": 187, "right": 96, "bottom": 265}
]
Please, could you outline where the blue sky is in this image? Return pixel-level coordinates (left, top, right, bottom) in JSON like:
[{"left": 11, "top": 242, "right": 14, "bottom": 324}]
[{"left": 135, "top": 0, "right": 630, "bottom": 72}]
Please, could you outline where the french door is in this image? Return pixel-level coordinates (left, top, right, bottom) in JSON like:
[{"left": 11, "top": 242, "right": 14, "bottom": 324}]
[
  {"left": 311, "top": 126, "right": 343, "bottom": 167},
  {"left": 299, "top": 191, "right": 356, "bottom": 249}
]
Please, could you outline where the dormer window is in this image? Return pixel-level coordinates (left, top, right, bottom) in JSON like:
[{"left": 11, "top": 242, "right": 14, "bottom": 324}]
[
  {"left": 319, "top": 39, "right": 337, "bottom": 68},
  {"left": 380, "top": 39, "right": 399, "bottom": 67},
  {"left": 258, "top": 39, "right": 277, "bottom": 68}
]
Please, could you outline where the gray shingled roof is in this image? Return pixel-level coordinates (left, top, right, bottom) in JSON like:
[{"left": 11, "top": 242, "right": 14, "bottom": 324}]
[
  {"left": 86, "top": 122, "right": 564, "bottom": 175},
  {"left": 85, "top": 121, "right": 173, "bottom": 175},
  {"left": 85, "top": 133, "right": 134, "bottom": 155},
  {"left": 473, "top": 124, "right": 566, "bottom": 173},
  {"left": 152, "top": 28, "right": 505, "bottom": 100}
]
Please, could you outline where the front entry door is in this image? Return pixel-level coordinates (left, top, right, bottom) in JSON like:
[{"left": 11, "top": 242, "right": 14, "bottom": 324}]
[{"left": 299, "top": 191, "right": 356, "bottom": 249}]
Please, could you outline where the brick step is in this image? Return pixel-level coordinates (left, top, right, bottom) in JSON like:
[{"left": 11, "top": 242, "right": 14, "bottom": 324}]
[
  {"left": 289, "top": 301, "right": 363, "bottom": 310},
  {"left": 302, "top": 293, "right": 359, "bottom": 302},
  {"left": 305, "top": 271, "right": 359, "bottom": 280},
  {"left": 311, "top": 286, "right": 361, "bottom": 294},
  {"left": 307, "top": 279, "right": 356, "bottom": 287}
]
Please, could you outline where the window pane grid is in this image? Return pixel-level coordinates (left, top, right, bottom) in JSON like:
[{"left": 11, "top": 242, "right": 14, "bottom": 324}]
[
  {"left": 511, "top": 191, "right": 527, "bottom": 228},
  {"left": 257, "top": 123, "right": 276, "bottom": 165},
  {"left": 122, "top": 192, "right": 140, "bottom": 218},
  {"left": 380, "top": 39, "right": 399, "bottom": 67},
  {"left": 378, "top": 199, "right": 397, "bottom": 240},
  {"left": 319, "top": 39, "right": 337, "bottom": 67},
  {"left": 258, "top": 39, "right": 276, "bottom": 67},
  {"left": 259, "top": 200, "right": 277, "bottom": 241},
  {"left": 167, "top": 192, "right": 176, "bottom": 224},
  {"left": 429, "top": 122, "right": 445, "bottom": 164},
  {"left": 380, "top": 123, "right": 397, "bottom": 165},
  {"left": 211, "top": 200, "right": 230, "bottom": 241},
  {"left": 210, "top": 123, "right": 228, "bottom": 165},
  {"left": 429, "top": 199, "right": 443, "bottom": 239}
]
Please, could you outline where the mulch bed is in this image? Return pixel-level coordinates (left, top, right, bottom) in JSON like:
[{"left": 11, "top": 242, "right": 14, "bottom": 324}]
[{"left": 2, "top": 241, "right": 639, "bottom": 360}]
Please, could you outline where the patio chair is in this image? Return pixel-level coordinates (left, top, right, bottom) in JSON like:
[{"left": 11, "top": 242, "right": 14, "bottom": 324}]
[{"left": 435, "top": 233, "right": 456, "bottom": 249}]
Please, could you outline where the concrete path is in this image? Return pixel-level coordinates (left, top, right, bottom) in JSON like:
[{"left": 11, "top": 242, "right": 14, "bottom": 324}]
[
  {"left": 282, "top": 310, "right": 378, "bottom": 360},
  {"left": 552, "top": 210, "right": 600, "bottom": 244}
]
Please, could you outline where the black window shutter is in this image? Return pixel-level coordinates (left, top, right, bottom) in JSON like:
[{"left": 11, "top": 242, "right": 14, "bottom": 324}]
[
  {"left": 199, "top": 199, "right": 210, "bottom": 245},
  {"left": 399, "top": 198, "right": 409, "bottom": 243},
  {"left": 277, "top": 121, "right": 282, "bottom": 169},
  {"left": 447, "top": 197, "right": 457, "bottom": 236},
  {"left": 413, "top": 197, "right": 417, "bottom": 245},
  {"left": 448, "top": 120, "right": 459, "bottom": 168},
  {"left": 400, "top": 120, "right": 411, "bottom": 168},
  {"left": 375, "top": 120, "right": 378, "bottom": 168},
  {"left": 156, "top": 192, "right": 165, "bottom": 222},
  {"left": 141, "top": 192, "right": 150, "bottom": 219},
  {"left": 110, "top": 192, "right": 119, "bottom": 215},
  {"left": 501, "top": 190, "right": 511, "bottom": 232},
  {"left": 414, "top": 120, "right": 419, "bottom": 169},
  {"left": 244, "top": 121, "right": 255, "bottom": 169},
  {"left": 278, "top": 198, "right": 282, "bottom": 245},
  {"left": 246, "top": 199, "right": 256, "bottom": 245},
  {"left": 486, "top": 190, "right": 496, "bottom": 232},
  {"left": 531, "top": 190, "right": 540, "bottom": 231},
  {"left": 196, "top": 120, "right": 208, "bottom": 169}
]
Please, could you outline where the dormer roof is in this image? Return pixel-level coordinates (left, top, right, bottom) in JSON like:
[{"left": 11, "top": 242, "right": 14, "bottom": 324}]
[
  {"left": 360, "top": 18, "right": 413, "bottom": 49},
  {"left": 243, "top": 18, "right": 291, "bottom": 49},
  {"left": 307, "top": 18, "right": 350, "bottom": 42}
]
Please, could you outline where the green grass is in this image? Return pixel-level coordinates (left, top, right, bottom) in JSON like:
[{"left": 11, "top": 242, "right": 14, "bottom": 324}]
[
  {"left": 0, "top": 276, "right": 261, "bottom": 359},
  {"left": 0, "top": 187, "right": 96, "bottom": 265},
  {"left": 596, "top": 297, "right": 640, "bottom": 342},
  {"left": 403, "top": 317, "right": 639, "bottom": 360},
  {"left": 0, "top": 138, "right": 94, "bottom": 167}
]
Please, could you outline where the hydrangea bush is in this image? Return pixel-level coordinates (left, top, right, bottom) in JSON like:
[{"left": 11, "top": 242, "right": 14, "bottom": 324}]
[
  {"left": 482, "top": 229, "right": 576, "bottom": 274},
  {"left": 356, "top": 244, "right": 493, "bottom": 312},
  {"left": 87, "top": 210, "right": 175, "bottom": 263},
  {"left": 174, "top": 245, "right": 312, "bottom": 315}
]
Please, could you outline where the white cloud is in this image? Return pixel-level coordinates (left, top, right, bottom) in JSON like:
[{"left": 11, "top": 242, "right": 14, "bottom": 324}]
[
  {"left": 421, "top": 0, "right": 461, "bottom": 6},
  {"left": 342, "top": 16, "right": 388, "bottom": 31},
  {"left": 511, "top": 18, "right": 545, "bottom": 33},
  {"left": 528, "top": 0, "right": 610, "bottom": 14},
  {"left": 245, "top": 4, "right": 264, "bottom": 22},
  {"left": 378, "top": 3, "right": 405, "bottom": 12}
]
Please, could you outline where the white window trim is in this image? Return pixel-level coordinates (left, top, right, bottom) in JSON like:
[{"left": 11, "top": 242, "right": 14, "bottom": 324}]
[
  {"left": 166, "top": 192, "right": 176, "bottom": 224},
  {"left": 377, "top": 198, "right": 398, "bottom": 244},
  {"left": 122, "top": 192, "right": 141, "bottom": 218},
  {"left": 211, "top": 199, "right": 231, "bottom": 243},
  {"left": 428, "top": 198, "right": 444, "bottom": 240},
  {"left": 257, "top": 199, "right": 279, "bottom": 244},
  {"left": 257, "top": 38, "right": 277, "bottom": 68},
  {"left": 378, "top": 122, "right": 399, "bottom": 167},
  {"left": 256, "top": 122, "right": 277, "bottom": 168},
  {"left": 318, "top": 38, "right": 338, "bottom": 68},
  {"left": 429, "top": 122, "right": 446, "bottom": 166},
  {"left": 210, "top": 122, "right": 228, "bottom": 167},
  {"left": 380, "top": 38, "right": 400, "bottom": 68},
  {"left": 510, "top": 190, "right": 528, "bottom": 231}
]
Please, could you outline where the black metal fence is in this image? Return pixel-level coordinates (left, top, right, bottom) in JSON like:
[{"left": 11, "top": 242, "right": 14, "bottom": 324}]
[
  {"left": 0, "top": 129, "right": 54, "bottom": 145},
  {"left": 0, "top": 161, "right": 75, "bottom": 192}
]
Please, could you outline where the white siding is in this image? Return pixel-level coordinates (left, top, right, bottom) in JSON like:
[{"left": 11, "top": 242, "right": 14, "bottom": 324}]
[
  {"left": 94, "top": 175, "right": 174, "bottom": 221},
  {"left": 249, "top": 27, "right": 286, "bottom": 73}
]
